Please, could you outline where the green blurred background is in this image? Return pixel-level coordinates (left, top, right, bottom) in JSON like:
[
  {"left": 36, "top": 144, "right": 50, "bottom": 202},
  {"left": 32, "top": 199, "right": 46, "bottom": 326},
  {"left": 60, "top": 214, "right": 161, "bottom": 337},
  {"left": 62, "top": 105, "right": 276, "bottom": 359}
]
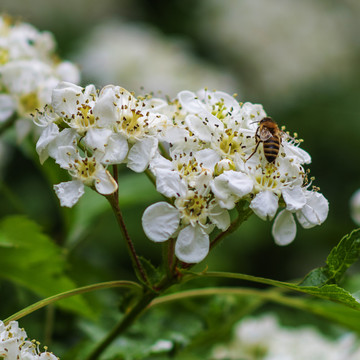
[{"left": 1, "top": 0, "right": 360, "bottom": 356}]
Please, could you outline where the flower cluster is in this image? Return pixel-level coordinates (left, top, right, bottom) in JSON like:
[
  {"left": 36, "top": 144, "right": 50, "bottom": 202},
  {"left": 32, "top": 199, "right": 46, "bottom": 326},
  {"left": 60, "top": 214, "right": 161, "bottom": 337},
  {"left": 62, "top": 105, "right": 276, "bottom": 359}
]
[
  {"left": 35, "top": 83, "right": 328, "bottom": 263},
  {"left": 0, "top": 320, "right": 58, "bottom": 359},
  {"left": 0, "top": 15, "right": 79, "bottom": 141},
  {"left": 211, "top": 314, "right": 360, "bottom": 360}
]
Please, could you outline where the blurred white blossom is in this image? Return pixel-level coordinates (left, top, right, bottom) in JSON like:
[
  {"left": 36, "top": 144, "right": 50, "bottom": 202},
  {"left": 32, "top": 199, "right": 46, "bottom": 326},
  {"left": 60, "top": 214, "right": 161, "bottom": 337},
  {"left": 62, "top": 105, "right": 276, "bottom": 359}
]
[
  {"left": 75, "top": 21, "right": 238, "bottom": 98},
  {"left": 350, "top": 189, "right": 360, "bottom": 225},
  {"left": 0, "top": 15, "right": 80, "bottom": 141},
  {"left": 212, "top": 314, "right": 360, "bottom": 360},
  {"left": 197, "top": 0, "right": 356, "bottom": 102}
]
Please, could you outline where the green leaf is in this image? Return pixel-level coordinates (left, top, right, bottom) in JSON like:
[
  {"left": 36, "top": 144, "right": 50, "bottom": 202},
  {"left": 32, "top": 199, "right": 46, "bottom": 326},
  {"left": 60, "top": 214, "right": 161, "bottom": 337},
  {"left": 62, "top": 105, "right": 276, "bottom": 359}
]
[
  {"left": 138, "top": 256, "right": 163, "bottom": 286},
  {"left": 301, "top": 228, "right": 360, "bottom": 287},
  {"left": 0, "top": 215, "right": 93, "bottom": 318}
]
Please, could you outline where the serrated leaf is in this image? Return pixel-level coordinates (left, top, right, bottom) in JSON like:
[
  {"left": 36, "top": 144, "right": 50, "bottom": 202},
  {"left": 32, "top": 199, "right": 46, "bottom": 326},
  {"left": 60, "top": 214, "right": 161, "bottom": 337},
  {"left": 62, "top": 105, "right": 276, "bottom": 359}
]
[
  {"left": 0, "top": 215, "right": 93, "bottom": 318},
  {"left": 326, "top": 228, "right": 360, "bottom": 282},
  {"left": 301, "top": 228, "right": 360, "bottom": 287},
  {"left": 138, "top": 256, "right": 163, "bottom": 286}
]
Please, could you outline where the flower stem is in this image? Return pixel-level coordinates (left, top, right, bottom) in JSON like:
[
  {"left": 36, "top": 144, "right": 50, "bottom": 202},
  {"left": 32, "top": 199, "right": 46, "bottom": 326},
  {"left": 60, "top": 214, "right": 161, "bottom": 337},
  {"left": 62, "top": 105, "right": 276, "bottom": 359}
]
[
  {"left": 210, "top": 202, "right": 253, "bottom": 250},
  {"left": 86, "top": 290, "right": 157, "bottom": 360},
  {"left": 106, "top": 192, "right": 149, "bottom": 285},
  {"left": 162, "top": 238, "right": 176, "bottom": 278}
]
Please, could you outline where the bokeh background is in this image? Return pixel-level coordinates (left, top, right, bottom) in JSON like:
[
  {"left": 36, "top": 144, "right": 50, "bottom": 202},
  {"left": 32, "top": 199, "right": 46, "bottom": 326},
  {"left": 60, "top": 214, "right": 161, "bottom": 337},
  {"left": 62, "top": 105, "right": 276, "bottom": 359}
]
[{"left": 1, "top": 0, "right": 360, "bottom": 357}]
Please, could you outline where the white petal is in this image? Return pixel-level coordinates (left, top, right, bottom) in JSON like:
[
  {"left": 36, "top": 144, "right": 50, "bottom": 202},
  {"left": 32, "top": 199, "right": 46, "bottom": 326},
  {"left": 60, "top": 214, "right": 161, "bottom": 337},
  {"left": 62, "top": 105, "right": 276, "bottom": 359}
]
[
  {"left": 52, "top": 82, "right": 85, "bottom": 116},
  {"left": 142, "top": 202, "right": 180, "bottom": 242},
  {"left": 272, "top": 210, "right": 297, "bottom": 245},
  {"left": 48, "top": 128, "right": 78, "bottom": 160},
  {"left": 284, "top": 142, "right": 312, "bottom": 164},
  {"left": 160, "top": 126, "right": 189, "bottom": 144},
  {"left": 154, "top": 168, "right": 187, "bottom": 198},
  {"left": 149, "top": 153, "right": 173, "bottom": 172},
  {"left": 83, "top": 128, "right": 113, "bottom": 152},
  {"left": 175, "top": 225, "right": 209, "bottom": 263},
  {"left": 195, "top": 149, "right": 221, "bottom": 172},
  {"left": 296, "top": 191, "right": 329, "bottom": 228},
  {"left": 127, "top": 137, "right": 158, "bottom": 173},
  {"left": 93, "top": 86, "right": 118, "bottom": 127},
  {"left": 56, "top": 61, "right": 80, "bottom": 84},
  {"left": 94, "top": 168, "right": 118, "bottom": 195},
  {"left": 178, "top": 90, "right": 205, "bottom": 113},
  {"left": 36, "top": 122, "right": 59, "bottom": 164},
  {"left": 99, "top": 133, "right": 129, "bottom": 165},
  {"left": 184, "top": 114, "right": 213, "bottom": 142},
  {"left": 204, "top": 89, "right": 240, "bottom": 111},
  {"left": 54, "top": 145, "right": 77, "bottom": 169},
  {"left": 282, "top": 187, "right": 306, "bottom": 212},
  {"left": 0, "top": 94, "right": 16, "bottom": 122},
  {"left": 208, "top": 204, "right": 231, "bottom": 231},
  {"left": 250, "top": 191, "right": 279, "bottom": 220},
  {"left": 211, "top": 171, "right": 253, "bottom": 203},
  {"left": 54, "top": 180, "right": 84, "bottom": 207}
]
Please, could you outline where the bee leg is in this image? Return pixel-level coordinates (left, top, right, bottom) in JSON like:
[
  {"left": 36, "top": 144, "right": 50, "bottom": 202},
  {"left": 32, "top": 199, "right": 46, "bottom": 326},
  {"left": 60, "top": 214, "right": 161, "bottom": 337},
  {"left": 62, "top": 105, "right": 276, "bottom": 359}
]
[{"left": 246, "top": 141, "right": 261, "bottom": 162}]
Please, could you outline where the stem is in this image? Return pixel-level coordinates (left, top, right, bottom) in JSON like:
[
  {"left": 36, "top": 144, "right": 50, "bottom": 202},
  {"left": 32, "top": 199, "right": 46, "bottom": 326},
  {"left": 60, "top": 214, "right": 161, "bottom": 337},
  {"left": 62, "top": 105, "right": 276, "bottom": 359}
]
[
  {"left": 106, "top": 193, "right": 149, "bottom": 285},
  {"left": 210, "top": 203, "right": 253, "bottom": 250},
  {"left": 44, "top": 304, "right": 55, "bottom": 346},
  {"left": 5, "top": 280, "right": 141, "bottom": 324},
  {"left": 86, "top": 290, "right": 157, "bottom": 360},
  {"left": 162, "top": 238, "right": 176, "bottom": 278},
  {"left": 87, "top": 202, "right": 253, "bottom": 357}
]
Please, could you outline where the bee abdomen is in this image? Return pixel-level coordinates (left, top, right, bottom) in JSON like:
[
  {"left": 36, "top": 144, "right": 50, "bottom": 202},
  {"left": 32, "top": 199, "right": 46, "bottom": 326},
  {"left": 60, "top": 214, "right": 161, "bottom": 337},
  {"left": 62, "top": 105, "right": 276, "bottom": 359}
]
[{"left": 263, "top": 138, "right": 280, "bottom": 163}]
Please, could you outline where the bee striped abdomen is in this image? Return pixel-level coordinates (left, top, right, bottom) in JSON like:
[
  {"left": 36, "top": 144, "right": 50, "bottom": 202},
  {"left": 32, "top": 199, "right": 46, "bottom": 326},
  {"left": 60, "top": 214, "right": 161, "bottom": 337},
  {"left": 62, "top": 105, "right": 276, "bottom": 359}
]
[{"left": 263, "top": 137, "right": 280, "bottom": 163}]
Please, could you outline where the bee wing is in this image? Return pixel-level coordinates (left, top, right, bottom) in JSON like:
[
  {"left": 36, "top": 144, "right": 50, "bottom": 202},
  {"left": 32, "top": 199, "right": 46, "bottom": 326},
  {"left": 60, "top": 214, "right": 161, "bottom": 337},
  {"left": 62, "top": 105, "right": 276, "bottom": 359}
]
[{"left": 259, "top": 127, "right": 272, "bottom": 141}]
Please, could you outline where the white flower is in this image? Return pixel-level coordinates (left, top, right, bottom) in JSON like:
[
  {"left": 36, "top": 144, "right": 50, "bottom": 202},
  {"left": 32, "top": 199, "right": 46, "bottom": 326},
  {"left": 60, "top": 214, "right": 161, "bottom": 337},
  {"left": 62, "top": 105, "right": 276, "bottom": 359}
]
[
  {"left": 75, "top": 20, "right": 237, "bottom": 98},
  {"left": 51, "top": 81, "right": 97, "bottom": 135},
  {"left": 272, "top": 189, "right": 329, "bottom": 245},
  {"left": 0, "top": 16, "right": 80, "bottom": 141},
  {"left": 88, "top": 85, "right": 168, "bottom": 172},
  {"left": 210, "top": 170, "right": 254, "bottom": 209},
  {"left": 198, "top": 0, "right": 355, "bottom": 104},
  {"left": 211, "top": 314, "right": 360, "bottom": 360},
  {"left": 142, "top": 190, "right": 230, "bottom": 263},
  {"left": 0, "top": 320, "right": 59, "bottom": 359},
  {"left": 53, "top": 145, "right": 118, "bottom": 207}
]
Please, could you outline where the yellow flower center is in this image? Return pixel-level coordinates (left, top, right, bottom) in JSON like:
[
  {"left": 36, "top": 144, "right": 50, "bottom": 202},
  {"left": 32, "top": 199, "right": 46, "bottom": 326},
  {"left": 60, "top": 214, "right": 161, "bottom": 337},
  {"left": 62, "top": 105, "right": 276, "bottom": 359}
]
[
  {"left": 211, "top": 100, "right": 228, "bottom": 121},
  {"left": 219, "top": 129, "right": 241, "bottom": 156},
  {"left": 72, "top": 104, "right": 96, "bottom": 134},
  {"left": 181, "top": 194, "right": 207, "bottom": 223},
  {"left": 19, "top": 92, "right": 40, "bottom": 115},
  {"left": 0, "top": 48, "right": 9, "bottom": 65},
  {"left": 75, "top": 157, "right": 97, "bottom": 185},
  {"left": 119, "top": 109, "right": 143, "bottom": 137}
]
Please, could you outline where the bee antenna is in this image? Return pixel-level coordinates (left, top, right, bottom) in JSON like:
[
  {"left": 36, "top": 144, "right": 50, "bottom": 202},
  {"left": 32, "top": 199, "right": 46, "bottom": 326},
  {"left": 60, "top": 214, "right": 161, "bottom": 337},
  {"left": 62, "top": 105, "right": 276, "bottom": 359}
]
[{"left": 250, "top": 120, "right": 259, "bottom": 124}]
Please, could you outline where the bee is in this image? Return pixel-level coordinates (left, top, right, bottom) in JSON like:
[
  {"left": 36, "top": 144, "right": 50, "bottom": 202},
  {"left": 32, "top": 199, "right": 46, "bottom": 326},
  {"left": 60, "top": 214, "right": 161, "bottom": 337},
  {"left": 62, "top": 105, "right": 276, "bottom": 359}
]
[{"left": 247, "top": 117, "right": 282, "bottom": 163}]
